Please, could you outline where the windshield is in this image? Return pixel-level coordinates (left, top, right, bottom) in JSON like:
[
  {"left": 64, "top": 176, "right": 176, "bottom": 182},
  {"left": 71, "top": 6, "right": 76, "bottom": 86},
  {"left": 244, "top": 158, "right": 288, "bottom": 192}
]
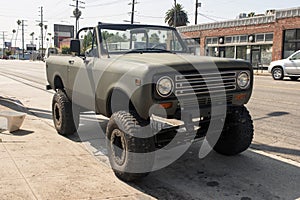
[{"left": 99, "top": 26, "right": 186, "bottom": 54}]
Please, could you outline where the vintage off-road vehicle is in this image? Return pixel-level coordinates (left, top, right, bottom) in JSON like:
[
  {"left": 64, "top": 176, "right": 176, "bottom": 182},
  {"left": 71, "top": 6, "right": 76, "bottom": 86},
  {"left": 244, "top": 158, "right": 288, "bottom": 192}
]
[{"left": 46, "top": 23, "right": 254, "bottom": 181}]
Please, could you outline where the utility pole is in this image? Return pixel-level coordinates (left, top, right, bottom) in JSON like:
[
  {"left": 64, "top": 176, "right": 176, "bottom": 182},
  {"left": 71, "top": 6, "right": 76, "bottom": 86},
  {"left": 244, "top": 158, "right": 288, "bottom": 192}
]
[
  {"left": 38, "top": 6, "right": 44, "bottom": 59},
  {"left": 1, "top": 31, "right": 7, "bottom": 59},
  {"left": 22, "top": 20, "right": 25, "bottom": 59},
  {"left": 70, "top": 0, "right": 85, "bottom": 34},
  {"left": 195, "top": 0, "right": 201, "bottom": 25},
  {"left": 37, "top": 7, "right": 47, "bottom": 60},
  {"left": 131, "top": 0, "right": 135, "bottom": 24},
  {"left": 174, "top": 0, "right": 177, "bottom": 27}
]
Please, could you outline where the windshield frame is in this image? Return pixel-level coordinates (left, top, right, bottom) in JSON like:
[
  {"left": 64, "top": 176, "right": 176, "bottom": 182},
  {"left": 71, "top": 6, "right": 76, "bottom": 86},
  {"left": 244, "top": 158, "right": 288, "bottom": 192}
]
[{"left": 97, "top": 23, "right": 188, "bottom": 55}]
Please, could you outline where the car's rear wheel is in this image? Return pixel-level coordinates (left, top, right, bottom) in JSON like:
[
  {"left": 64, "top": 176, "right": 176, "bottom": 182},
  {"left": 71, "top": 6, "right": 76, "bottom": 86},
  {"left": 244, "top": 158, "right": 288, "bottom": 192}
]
[
  {"left": 272, "top": 67, "right": 284, "bottom": 80},
  {"left": 52, "top": 89, "right": 79, "bottom": 135}
]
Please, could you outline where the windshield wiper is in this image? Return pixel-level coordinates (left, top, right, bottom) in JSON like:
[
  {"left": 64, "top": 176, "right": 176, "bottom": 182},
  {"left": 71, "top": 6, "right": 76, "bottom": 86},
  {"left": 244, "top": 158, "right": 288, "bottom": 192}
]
[{"left": 125, "top": 48, "right": 174, "bottom": 54}]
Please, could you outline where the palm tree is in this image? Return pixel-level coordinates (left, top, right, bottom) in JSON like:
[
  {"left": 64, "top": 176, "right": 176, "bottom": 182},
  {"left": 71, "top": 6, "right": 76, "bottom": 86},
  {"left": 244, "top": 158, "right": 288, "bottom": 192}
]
[
  {"left": 30, "top": 32, "right": 34, "bottom": 44},
  {"left": 11, "top": 29, "right": 16, "bottom": 44},
  {"left": 15, "top": 20, "right": 22, "bottom": 47},
  {"left": 165, "top": 3, "right": 189, "bottom": 27}
]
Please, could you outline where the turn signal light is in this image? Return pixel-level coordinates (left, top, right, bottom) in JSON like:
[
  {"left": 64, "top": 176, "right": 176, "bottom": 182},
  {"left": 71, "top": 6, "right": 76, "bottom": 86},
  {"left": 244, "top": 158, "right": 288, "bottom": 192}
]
[
  {"left": 235, "top": 94, "right": 247, "bottom": 101},
  {"left": 159, "top": 102, "right": 173, "bottom": 109}
]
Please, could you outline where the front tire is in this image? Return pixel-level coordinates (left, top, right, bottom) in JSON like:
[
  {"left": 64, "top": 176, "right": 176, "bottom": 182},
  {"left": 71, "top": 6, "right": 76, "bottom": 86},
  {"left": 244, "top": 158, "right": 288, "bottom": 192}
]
[
  {"left": 272, "top": 67, "right": 284, "bottom": 80},
  {"left": 213, "top": 106, "right": 254, "bottom": 156},
  {"left": 52, "top": 90, "right": 79, "bottom": 135},
  {"left": 106, "top": 111, "right": 155, "bottom": 182}
]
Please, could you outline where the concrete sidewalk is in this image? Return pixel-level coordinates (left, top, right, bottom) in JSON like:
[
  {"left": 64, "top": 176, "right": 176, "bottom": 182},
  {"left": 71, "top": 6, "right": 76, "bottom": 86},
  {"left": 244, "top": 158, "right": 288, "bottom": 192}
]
[{"left": 0, "top": 103, "right": 154, "bottom": 200}]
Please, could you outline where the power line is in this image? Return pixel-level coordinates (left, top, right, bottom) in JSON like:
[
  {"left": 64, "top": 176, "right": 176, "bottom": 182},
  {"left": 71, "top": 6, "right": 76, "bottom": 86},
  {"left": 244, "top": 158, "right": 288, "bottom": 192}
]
[{"left": 85, "top": 0, "right": 119, "bottom": 7}]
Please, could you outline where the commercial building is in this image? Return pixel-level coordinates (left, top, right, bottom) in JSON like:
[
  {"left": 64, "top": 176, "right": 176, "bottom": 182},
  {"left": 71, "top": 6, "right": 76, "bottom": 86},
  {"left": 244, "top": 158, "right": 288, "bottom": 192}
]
[{"left": 178, "top": 7, "right": 300, "bottom": 67}]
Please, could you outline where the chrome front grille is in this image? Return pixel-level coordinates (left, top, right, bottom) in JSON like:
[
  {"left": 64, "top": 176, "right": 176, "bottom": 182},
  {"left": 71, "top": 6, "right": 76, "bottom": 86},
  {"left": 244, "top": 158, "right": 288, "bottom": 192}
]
[{"left": 175, "top": 71, "right": 237, "bottom": 97}]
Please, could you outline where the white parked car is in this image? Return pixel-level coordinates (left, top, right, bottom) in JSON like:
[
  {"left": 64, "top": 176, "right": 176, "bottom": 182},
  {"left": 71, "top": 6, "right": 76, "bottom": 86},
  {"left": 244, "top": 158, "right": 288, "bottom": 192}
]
[{"left": 268, "top": 50, "right": 300, "bottom": 81}]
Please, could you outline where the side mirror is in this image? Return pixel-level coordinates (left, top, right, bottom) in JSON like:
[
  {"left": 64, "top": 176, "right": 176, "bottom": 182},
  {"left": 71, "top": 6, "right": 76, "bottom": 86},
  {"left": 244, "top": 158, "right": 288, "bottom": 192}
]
[{"left": 70, "top": 39, "right": 80, "bottom": 56}]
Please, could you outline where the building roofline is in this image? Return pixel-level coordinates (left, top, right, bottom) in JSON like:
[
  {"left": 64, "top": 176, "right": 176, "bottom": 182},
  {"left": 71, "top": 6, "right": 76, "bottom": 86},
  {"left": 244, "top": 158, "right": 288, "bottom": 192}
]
[{"left": 178, "top": 7, "right": 300, "bottom": 32}]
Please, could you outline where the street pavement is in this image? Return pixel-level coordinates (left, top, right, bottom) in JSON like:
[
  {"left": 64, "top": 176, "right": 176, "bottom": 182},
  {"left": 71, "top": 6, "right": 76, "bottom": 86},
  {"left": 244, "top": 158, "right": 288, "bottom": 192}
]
[
  {"left": 0, "top": 60, "right": 299, "bottom": 200},
  {"left": 0, "top": 64, "right": 154, "bottom": 200}
]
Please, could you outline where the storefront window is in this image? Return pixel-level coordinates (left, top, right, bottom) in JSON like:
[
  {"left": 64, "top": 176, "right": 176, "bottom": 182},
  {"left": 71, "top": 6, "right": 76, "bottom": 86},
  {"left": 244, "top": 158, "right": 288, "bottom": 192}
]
[
  {"left": 284, "top": 43, "right": 296, "bottom": 58},
  {"left": 225, "top": 36, "right": 232, "bottom": 43},
  {"left": 236, "top": 46, "right": 247, "bottom": 60},
  {"left": 283, "top": 29, "right": 300, "bottom": 58},
  {"left": 261, "top": 45, "right": 273, "bottom": 66},
  {"left": 256, "top": 34, "right": 264, "bottom": 42},
  {"left": 225, "top": 46, "right": 235, "bottom": 58},
  {"left": 240, "top": 35, "right": 247, "bottom": 43},
  {"left": 212, "top": 38, "right": 218, "bottom": 44},
  {"left": 285, "top": 30, "right": 296, "bottom": 41},
  {"left": 265, "top": 33, "right": 273, "bottom": 42}
]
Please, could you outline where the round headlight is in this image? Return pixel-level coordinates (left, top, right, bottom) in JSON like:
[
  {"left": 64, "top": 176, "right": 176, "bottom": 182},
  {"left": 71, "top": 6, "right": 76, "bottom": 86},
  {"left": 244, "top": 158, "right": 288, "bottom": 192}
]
[
  {"left": 156, "top": 76, "right": 174, "bottom": 97},
  {"left": 237, "top": 71, "right": 250, "bottom": 89}
]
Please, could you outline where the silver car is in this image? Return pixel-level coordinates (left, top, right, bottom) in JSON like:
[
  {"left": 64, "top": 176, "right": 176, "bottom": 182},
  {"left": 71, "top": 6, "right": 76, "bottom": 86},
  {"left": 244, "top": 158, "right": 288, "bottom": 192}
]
[{"left": 268, "top": 50, "right": 300, "bottom": 81}]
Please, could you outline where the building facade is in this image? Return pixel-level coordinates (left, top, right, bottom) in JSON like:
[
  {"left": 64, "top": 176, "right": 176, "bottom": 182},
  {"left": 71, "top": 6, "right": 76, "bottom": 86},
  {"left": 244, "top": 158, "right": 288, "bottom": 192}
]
[{"left": 178, "top": 7, "right": 300, "bottom": 67}]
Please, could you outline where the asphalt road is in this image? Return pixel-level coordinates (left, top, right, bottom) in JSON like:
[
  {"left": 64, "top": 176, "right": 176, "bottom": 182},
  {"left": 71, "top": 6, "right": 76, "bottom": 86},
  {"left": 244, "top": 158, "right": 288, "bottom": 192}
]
[{"left": 0, "top": 60, "right": 299, "bottom": 200}]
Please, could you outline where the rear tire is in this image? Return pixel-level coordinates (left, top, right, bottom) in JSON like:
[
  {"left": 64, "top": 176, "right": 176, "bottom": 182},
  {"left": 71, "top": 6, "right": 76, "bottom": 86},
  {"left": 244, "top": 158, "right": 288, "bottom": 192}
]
[
  {"left": 213, "top": 106, "right": 254, "bottom": 156},
  {"left": 272, "top": 67, "right": 284, "bottom": 80},
  {"left": 52, "top": 90, "right": 79, "bottom": 135},
  {"left": 106, "top": 111, "right": 155, "bottom": 182}
]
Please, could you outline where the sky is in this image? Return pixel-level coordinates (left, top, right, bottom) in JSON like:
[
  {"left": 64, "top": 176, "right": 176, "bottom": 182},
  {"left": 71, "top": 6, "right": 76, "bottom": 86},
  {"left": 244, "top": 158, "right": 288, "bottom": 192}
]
[{"left": 0, "top": 0, "right": 299, "bottom": 48}]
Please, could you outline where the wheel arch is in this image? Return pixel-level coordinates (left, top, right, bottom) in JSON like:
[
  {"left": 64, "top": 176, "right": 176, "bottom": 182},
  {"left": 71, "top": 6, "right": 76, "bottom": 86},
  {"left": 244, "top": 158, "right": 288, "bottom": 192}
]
[
  {"left": 53, "top": 75, "right": 64, "bottom": 90},
  {"left": 106, "top": 87, "right": 135, "bottom": 117}
]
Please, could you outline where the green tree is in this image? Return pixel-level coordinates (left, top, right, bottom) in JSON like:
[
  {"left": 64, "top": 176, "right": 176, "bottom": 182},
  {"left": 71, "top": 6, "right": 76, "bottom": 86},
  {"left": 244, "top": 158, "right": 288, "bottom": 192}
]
[
  {"left": 61, "top": 46, "right": 71, "bottom": 54},
  {"left": 82, "top": 31, "right": 93, "bottom": 52},
  {"left": 149, "top": 33, "right": 160, "bottom": 43},
  {"left": 165, "top": 4, "right": 189, "bottom": 27}
]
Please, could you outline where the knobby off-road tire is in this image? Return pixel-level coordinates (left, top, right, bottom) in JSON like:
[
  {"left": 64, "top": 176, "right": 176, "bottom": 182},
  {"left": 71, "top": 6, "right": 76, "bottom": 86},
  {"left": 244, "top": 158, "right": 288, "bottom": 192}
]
[
  {"left": 52, "top": 89, "right": 79, "bottom": 135},
  {"left": 213, "top": 106, "right": 254, "bottom": 156},
  {"left": 106, "top": 111, "right": 155, "bottom": 182}
]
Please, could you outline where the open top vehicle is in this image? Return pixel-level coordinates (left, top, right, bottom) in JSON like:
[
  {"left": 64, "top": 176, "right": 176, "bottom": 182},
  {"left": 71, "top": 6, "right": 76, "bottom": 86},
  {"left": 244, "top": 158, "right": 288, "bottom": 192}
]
[{"left": 46, "top": 22, "right": 254, "bottom": 181}]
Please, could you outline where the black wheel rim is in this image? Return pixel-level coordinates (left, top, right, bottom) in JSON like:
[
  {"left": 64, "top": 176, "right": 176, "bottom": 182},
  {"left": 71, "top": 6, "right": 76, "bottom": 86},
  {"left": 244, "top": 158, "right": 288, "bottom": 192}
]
[
  {"left": 54, "top": 103, "right": 62, "bottom": 127},
  {"left": 111, "top": 129, "right": 126, "bottom": 166}
]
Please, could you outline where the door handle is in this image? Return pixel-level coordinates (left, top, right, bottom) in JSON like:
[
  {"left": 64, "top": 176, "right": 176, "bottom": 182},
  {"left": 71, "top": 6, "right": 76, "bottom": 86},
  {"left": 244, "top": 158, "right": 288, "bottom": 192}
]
[{"left": 69, "top": 60, "right": 74, "bottom": 65}]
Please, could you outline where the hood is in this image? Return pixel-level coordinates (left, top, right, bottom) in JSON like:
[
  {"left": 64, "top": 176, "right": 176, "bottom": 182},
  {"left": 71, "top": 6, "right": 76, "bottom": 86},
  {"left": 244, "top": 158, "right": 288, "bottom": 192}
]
[
  {"left": 112, "top": 53, "right": 252, "bottom": 72},
  {"left": 270, "top": 58, "right": 288, "bottom": 66}
]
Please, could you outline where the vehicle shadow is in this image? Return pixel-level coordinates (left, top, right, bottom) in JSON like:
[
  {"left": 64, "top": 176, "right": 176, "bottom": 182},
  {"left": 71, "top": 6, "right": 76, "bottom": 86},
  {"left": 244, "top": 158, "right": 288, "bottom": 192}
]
[
  {"left": 0, "top": 96, "right": 53, "bottom": 120},
  {"left": 131, "top": 144, "right": 300, "bottom": 200},
  {"left": 67, "top": 117, "right": 300, "bottom": 200},
  {"left": 253, "top": 111, "right": 289, "bottom": 121},
  {"left": 251, "top": 143, "right": 300, "bottom": 157}
]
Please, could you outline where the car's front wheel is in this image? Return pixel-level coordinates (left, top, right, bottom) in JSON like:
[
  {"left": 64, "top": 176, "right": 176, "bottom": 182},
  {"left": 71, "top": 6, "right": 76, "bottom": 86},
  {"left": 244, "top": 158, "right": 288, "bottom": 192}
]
[
  {"left": 106, "top": 111, "right": 155, "bottom": 182},
  {"left": 272, "top": 67, "right": 284, "bottom": 80},
  {"left": 212, "top": 106, "right": 254, "bottom": 156}
]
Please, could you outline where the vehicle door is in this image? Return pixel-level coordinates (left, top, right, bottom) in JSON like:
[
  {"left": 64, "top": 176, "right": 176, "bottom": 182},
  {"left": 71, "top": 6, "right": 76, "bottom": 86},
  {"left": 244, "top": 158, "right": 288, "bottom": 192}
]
[
  {"left": 285, "top": 51, "right": 300, "bottom": 74},
  {"left": 68, "top": 28, "right": 100, "bottom": 110}
]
